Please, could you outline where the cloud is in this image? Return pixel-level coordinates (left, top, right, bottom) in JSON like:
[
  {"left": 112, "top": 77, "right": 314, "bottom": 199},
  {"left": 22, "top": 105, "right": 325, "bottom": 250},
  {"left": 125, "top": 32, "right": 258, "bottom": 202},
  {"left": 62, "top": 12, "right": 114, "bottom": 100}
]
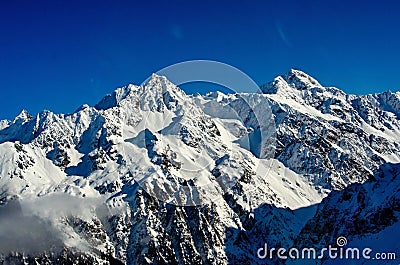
[
  {"left": 0, "top": 199, "right": 64, "bottom": 255},
  {"left": 170, "top": 25, "right": 184, "bottom": 40},
  {"left": 21, "top": 193, "right": 104, "bottom": 218},
  {"left": 275, "top": 21, "right": 292, "bottom": 47},
  {"left": 0, "top": 194, "right": 109, "bottom": 256}
]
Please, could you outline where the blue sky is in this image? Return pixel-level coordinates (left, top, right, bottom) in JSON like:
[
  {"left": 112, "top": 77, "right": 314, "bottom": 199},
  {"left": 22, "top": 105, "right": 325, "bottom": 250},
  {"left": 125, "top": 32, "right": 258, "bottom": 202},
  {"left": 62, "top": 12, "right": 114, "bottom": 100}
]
[{"left": 1, "top": 0, "right": 400, "bottom": 119}]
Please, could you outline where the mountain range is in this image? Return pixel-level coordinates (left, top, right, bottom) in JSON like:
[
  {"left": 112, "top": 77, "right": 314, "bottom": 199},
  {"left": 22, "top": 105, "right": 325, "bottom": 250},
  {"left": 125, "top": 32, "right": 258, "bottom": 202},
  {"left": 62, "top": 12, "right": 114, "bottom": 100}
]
[{"left": 0, "top": 69, "right": 399, "bottom": 264}]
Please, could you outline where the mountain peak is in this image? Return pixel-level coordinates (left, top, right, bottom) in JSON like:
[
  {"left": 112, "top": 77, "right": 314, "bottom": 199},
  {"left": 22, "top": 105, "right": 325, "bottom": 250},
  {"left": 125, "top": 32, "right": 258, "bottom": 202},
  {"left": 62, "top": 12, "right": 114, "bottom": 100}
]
[
  {"left": 0, "top": 119, "right": 10, "bottom": 130},
  {"left": 260, "top": 76, "right": 288, "bottom": 94},
  {"left": 144, "top": 73, "right": 168, "bottom": 86},
  {"left": 144, "top": 73, "right": 181, "bottom": 92},
  {"left": 13, "top": 109, "right": 32, "bottom": 123},
  {"left": 133, "top": 74, "right": 189, "bottom": 112},
  {"left": 284, "top": 69, "right": 322, "bottom": 89},
  {"left": 141, "top": 73, "right": 187, "bottom": 99},
  {"left": 95, "top": 74, "right": 188, "bottom": 113},
  {"left": 150, "top": 72, "right": 164, "bottom": 80},
  {"left": 95, "top": 84, "right": 137, "bottom": 110},
  {"left": 261, "top": 69, "right": 323, "bottom": 95}
]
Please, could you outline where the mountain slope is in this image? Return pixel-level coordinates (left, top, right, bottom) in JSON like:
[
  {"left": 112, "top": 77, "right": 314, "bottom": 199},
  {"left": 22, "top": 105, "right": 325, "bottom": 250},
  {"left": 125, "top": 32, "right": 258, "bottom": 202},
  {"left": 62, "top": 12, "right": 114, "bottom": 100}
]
[{"left": 262, "top": 70, "right": 400, "bottom": 191}]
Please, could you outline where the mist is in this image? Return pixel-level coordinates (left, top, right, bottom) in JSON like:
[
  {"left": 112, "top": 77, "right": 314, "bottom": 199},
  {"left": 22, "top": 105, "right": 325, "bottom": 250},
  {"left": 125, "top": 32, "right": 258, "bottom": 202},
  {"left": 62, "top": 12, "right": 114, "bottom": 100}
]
[
  {"left": 0, "top": 199, "right": 63, "bottom": 255},
  {"left": 0, "top": 193, "right": 109, "bottom": 256}
]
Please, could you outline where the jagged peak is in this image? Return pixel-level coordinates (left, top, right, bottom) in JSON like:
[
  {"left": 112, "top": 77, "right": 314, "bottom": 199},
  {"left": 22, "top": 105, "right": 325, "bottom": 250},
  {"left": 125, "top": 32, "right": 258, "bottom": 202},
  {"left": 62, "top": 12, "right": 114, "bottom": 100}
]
[
  {"left": 32, "top": 110, "right": 58, "bottom": 127},
  {"left": 378, "top": 90, "right": 400, "bottom": 98},
  {"left": 13, "top": 109, "right": 32, "bottom": 123},
  {"left": 0, "top": 119, "right": 10, "bottom": 130},
  {"left": 375, "top": 90, "right": 400, "bottom": 118},
  {"left": 261, "top": 69, "right": 323, "bottom": 95},
  {"left": 260, "top": 76, "right": 289, "bottom": 94},
  {"left": 95, "top": 84, "right": 137, "bottom": 111},
  {"left": 83, "top": 74, "right": 190, "bottom": 115},
  {"left": 142, "top": 73, "right": 170, "bottom": 86},
  {"left": 142, "top": 73, "right": 184, "bottom": 94},
  {"left": 139, "top": 73, "right": 189, "bottom": 103},
  {"left": 284, "top": 69, "right": 322, "bottom": 90}
]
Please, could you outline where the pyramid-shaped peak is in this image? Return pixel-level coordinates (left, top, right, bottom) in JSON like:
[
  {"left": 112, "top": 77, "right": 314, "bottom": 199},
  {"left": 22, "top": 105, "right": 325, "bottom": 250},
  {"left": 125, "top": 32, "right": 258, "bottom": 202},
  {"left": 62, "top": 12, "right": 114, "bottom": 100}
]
[
  {"left": 13, "top": 109, "right": 32, "bottom": 123},
  {"left": 261, "top": 69, "right": 324, "bottom": 95},
  {"left": 284, "top": 69, "right": 322, "bottom": 89},
  {"left": 142, "top": 73, "right": 186, "bottom": 96},
  {"left": 150, "top": 73, "right": 165, "bottom": 80},
  {"left": 134, "top": 73, "right": 191, "bottom": 112},
  {"left": 260, "top": 75, "right": 289, "bottom": 94},
  {"left": 94, "top": 74, "right": 188, "bottom": 112},
  {"left": 145, "top": 73, "right": 176, "bottom": 88}
]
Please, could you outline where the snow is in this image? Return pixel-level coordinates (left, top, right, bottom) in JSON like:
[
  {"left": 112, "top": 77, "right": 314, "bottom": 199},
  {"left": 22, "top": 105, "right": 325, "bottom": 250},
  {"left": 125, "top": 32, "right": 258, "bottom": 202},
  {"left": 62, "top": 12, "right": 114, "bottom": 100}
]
[
  {"left": 0, "top": 120, "right": 10, "bottom": 130},
  {"left": 267, "top": 93, "right": 342, "bottom": 122}
]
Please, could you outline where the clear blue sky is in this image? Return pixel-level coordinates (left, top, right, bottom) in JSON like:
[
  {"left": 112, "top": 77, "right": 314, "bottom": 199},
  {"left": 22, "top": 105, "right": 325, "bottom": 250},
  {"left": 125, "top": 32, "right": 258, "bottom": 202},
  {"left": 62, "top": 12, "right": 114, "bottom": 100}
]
[{"left": 1, "top": 0, "right": 399, "bottom": 119}]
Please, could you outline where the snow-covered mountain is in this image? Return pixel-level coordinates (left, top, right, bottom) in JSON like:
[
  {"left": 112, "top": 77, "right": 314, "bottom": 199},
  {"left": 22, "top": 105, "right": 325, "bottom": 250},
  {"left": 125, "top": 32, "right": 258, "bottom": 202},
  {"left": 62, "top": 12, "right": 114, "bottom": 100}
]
[{"left": 0, "top": 70, "right": 399, "bottom": 264}]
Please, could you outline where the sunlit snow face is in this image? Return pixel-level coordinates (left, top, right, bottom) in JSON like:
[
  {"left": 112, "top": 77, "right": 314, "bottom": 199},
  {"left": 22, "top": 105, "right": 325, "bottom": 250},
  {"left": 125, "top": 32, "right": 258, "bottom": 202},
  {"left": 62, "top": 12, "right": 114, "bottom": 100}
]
[{"left": 121, "top": 60, "right": 277, "bottom": 206}]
